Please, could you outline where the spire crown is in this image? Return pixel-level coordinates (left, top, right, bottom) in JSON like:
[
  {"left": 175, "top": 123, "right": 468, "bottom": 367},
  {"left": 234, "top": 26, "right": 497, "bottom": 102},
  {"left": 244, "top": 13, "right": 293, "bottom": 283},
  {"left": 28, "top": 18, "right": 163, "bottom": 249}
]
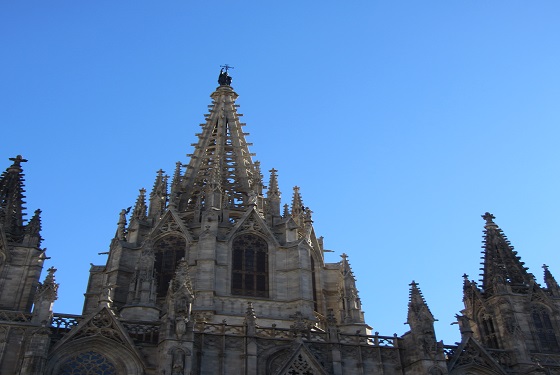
[{"left": 482, "top": 212, "right": 498, "bottom": 229}]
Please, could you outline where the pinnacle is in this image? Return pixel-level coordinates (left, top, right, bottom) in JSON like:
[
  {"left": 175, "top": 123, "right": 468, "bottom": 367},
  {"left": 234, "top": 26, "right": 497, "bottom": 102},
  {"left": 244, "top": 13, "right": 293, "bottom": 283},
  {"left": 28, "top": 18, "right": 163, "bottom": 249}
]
[{"left": 407, "top": 280, "right": 435, "bottom": 324}]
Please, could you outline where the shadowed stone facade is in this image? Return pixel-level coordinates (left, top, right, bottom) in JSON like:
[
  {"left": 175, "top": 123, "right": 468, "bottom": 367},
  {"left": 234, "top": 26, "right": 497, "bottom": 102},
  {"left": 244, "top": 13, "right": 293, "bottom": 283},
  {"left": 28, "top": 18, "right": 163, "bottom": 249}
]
[{"left": 2, "top": 71, "right": 560, "bottom": 374}]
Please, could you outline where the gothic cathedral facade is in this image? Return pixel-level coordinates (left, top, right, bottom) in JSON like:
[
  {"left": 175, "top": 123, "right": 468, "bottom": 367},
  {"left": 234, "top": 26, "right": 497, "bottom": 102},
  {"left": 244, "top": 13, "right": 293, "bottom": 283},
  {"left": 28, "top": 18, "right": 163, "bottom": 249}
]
[{"left": 1, "top": 71, "right": 560, "bottom": 374}]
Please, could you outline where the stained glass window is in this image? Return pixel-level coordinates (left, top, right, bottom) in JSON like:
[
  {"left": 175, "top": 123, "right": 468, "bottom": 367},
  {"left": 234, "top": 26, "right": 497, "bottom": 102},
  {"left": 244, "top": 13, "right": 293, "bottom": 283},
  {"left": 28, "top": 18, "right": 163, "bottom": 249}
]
[
  {"left": 58, "top": 351, "right": 116, "bottom": 375},
  {"left": 232, "top": 234, "right": 268, "bottom": 297}
]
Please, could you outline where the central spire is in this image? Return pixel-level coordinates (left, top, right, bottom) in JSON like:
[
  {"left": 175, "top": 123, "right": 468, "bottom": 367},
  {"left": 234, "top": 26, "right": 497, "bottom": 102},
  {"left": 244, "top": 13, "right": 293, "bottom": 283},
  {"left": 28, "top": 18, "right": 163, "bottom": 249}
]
[{"left": 177, "top": 71, "right": 261, "bottom": 211}]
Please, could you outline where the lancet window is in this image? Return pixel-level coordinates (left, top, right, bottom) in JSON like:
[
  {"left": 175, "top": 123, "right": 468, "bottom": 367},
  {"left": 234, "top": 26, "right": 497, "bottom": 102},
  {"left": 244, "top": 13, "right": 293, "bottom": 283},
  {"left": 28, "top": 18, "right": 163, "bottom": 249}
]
[
  {"left": 154, "top": 235, "right": 186, "bottom": 298},
  {"left": 479, "top": 314, "right": 499, "bottom": 349},
  {"left": 532, "top": 305, "right": 560, "bottom": 352},
  {"left": 232, "top": 234, "right": 268, "bottom": 297}
]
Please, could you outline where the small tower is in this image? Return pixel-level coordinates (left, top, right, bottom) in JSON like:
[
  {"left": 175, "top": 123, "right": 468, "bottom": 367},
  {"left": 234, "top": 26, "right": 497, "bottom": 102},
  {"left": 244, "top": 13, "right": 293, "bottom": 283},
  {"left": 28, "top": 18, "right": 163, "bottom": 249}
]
[
  {"left": 460, "top": 213, "right": 560, "bottom": 373},
  {"left": 401, "top": 281, "right": 447, "bottom": 374}
]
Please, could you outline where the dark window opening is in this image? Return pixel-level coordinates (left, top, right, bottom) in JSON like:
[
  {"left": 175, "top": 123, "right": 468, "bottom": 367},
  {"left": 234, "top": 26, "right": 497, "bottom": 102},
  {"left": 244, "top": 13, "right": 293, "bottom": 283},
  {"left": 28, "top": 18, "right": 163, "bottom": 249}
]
[
  {"left": 480, "top": 315, "right": 499, "bottom": 349},
  {"left": 533, "top": 307, "right": 560, "bottom": 353},
  {"left": 154, "top": 236, "right": 186, "bottom": 298},
  {"left": 231, "top": 234, "right": 268, "bottom": 297}
]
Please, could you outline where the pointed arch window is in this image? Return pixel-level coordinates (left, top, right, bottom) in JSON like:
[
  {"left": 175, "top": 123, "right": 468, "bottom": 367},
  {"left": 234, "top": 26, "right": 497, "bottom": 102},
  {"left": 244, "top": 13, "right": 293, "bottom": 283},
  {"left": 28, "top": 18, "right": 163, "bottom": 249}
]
[
  {"left": 532, "top": 305, "right": 560, "bottom": 352},
  {"left": 154, "top": 235, "right": 186, "bottom": 298},
  {"left": 232, "top": 234, "right": 268, "bottom": 297},
  {"left": 480, "top": 314, "right": 499, "bottom": 349},
  {"left": 57, "top": 351, "right": 117, "bottom": 375}
]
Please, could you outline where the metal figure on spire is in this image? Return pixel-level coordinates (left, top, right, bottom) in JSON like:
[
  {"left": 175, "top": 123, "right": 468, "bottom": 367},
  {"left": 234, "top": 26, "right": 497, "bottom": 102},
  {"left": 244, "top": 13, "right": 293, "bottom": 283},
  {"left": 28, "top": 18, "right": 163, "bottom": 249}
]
[{"left": 218, "top": 64, "right": 234, "bottom": 86}]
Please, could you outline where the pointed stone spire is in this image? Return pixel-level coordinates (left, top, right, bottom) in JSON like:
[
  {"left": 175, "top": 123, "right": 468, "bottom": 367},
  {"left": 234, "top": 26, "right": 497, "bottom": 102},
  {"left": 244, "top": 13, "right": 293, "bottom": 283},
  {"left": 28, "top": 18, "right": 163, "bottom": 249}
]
[
  {"left": 543, "top": 264, "right": 560, "bottom": 297},
  {"left": 170, "top": 162, "right": 183, "bottom": 208},
  {"left": 406, "top": 281, "right": 435, "bottom": 328},
  {"left": 115, "top": 207, "right": 129, "bottom": 241},
  {"left": 291, "top": 186, "right": 305, "bottom": 226},
  {"left": 480, "top": 212, "right": 532, "bottom": 296},
  {"left": 148, "top": 169, "right": 168, "bottom": 219},
  {"left": 282, "top": 203, "right": 290, "bottom": 218},
  {"left": 179, "top": 74, "right": 260, "bottom": 211},
  {"left": 23, "top": 209, "right": 42, "bottom": 247},
  {"left": 339, "top": 253, "right": 364, "bottom": 324},
  {"left": 132, "top": 188, "right": 148, "bottom": 221},
  {"left": 0, "top": 155, "right": 28, "bottom": 242},
  {"left": 266, "top": 168, "right": 281, "bottom": 216}
]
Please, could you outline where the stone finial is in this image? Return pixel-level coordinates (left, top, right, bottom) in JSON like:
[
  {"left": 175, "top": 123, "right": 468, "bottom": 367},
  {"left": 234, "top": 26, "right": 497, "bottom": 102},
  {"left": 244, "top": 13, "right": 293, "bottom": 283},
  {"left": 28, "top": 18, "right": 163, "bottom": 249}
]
[{"left": 482, "top": 212, "right": 498, "bottom": 229}]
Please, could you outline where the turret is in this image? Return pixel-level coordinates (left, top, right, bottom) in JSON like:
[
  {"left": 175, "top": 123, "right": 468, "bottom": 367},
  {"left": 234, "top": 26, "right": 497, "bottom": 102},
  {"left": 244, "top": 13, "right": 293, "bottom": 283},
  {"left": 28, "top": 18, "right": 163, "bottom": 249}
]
[
  {"left": 401, "top": 281, "right": 447, "bottom": 374},
  {"left": 338, "top": 253, "right": 365, "bottom": 329}
]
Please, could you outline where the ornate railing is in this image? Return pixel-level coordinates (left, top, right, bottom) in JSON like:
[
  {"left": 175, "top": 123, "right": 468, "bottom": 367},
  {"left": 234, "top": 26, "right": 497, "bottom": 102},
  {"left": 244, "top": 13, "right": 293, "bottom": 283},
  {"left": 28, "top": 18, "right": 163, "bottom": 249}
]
[
  {"left": 122, "top": 322, "right": 160, "bottom": 345},
  {"left": 50, "top": 313, "right": 83, "bottom": 339},
  {"left": 194, "top": 322, "right": 399, "bottom": 348},
  {"left": 0, "top": 310, "right": 32, "bottom": 323}
]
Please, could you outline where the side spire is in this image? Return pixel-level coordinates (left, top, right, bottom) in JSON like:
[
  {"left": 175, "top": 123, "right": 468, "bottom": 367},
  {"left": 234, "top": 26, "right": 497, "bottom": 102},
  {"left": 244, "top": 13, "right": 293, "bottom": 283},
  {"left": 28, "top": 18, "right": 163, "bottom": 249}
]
[
  {"left": 406, "top": 281, "right": 435, "bottom": 328},
  {"left": 291, "top": 186, "right": 304, "bottom": 226},
  {"left": 149, "top": 170, "right": 168, "bottom": 219},
  {"left": 266, "top": 168, "right": 281, "bottom": 218},
  {"left": 23, "top": 209, "right": 42, "bottom": 247},
  {"left": 481, "top": 212, "right": 532, "bottom": 296},
  {"left": 543, "top": 264, "right": 560, "bottom": 297},
  {"left": 170, "top": 162, "right": 183, "bottom": 207},
  {"left": 0, "top": 155, "right": 28, "bottom": 242},
  {"left": 132, "top": 188, "right": 148, "bottom": 221},
  {"left": 339, "top": 253, "right": 364, "bottom": 324}
]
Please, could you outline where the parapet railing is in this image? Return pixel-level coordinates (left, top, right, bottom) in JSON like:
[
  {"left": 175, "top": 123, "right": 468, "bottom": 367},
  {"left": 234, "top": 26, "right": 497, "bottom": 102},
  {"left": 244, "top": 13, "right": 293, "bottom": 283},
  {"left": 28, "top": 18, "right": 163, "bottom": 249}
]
[
  {"left": 0, "top": 310, "right": 32, "bottom": 323},
  {"left": 195, "top": 322, "right": 400, "bottom": 348}
]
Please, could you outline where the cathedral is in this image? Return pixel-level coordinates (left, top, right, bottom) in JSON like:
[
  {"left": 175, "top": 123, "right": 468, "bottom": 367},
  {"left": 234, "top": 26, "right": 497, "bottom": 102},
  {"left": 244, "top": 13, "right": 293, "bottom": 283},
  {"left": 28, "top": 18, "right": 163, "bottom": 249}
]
[{"left": 1, "top": 70, "right": 560, "bottom": 374}]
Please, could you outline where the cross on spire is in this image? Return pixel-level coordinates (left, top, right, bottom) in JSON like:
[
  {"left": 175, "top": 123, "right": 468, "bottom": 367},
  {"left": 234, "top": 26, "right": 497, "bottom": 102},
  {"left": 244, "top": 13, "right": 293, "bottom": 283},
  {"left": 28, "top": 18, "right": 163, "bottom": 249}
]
[{"left": 220, "top": 64, "right": 234, "bottom": 73}]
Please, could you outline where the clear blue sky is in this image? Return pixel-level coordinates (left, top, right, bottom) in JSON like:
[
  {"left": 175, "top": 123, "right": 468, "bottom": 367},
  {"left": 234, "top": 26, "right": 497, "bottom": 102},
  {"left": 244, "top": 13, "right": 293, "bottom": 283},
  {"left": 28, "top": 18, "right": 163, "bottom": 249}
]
[{"left": 2, "top": 1, "right": 560, "bottom": 345}]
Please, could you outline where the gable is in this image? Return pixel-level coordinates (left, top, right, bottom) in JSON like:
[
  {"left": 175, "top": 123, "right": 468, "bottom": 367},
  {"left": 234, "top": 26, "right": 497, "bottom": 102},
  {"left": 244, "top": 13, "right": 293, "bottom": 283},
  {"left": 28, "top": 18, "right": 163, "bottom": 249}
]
[
  {"left": 447, "top": 337, "right": 507, "bottom": 375},
  {"left": 150, "top": 209, "right": 192, "bottom": 243},
  {"left": 271, "top": 343, "right": 328, "bottom": 375},
  {"left": 226, "top": 207, "right": 279, "bottom": 246}
]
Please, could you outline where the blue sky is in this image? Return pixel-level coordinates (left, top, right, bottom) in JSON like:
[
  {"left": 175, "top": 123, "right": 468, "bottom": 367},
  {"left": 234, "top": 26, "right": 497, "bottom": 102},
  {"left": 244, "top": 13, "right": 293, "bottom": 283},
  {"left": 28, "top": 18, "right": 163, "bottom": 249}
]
[{"left": 2, "top": 1, "right": 560, "bottom": 345}]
